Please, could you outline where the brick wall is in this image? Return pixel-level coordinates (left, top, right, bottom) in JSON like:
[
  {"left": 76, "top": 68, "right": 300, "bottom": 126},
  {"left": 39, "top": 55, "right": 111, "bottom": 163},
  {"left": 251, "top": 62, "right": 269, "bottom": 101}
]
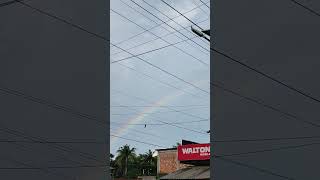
[{"left": 157, "top": 149, "right": 192, "bottom": 175}]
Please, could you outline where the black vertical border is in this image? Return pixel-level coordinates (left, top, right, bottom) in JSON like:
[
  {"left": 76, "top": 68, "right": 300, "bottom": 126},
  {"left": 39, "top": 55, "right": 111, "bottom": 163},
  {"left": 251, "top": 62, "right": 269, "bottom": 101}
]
[
  {"left": 210, "top": 0, "right": 214, "bottom": 177},
  {"left": 106, "top": 0, "right": 111, "bottom": 179}
]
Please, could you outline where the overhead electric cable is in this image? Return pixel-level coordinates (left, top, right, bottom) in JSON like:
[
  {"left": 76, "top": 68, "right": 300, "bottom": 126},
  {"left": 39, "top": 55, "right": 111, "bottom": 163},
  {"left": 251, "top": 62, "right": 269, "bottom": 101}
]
[
  {"left": 16, "top": 0, "right": 107, "bottom": 40},
  {"left": 110, "top": 134, "right": 167, "bottom": 148},
  {"left": 0, "top": 86, "right": 106, "bottom": 126},
  {"left": 130, "top": 0, "right": 209, "bottom": 53},
  {"left": 214, "top": 135, "right": 320, "bottom": 143},
  {"left": 113, "top": 62, "right": 207, "bottom": 99},
  {"left": 112, "top": 0, "right": 209, "bottom": 46},
  {"left": 211, "top": 82, "right": 320, "bottom": 128},
  {"left": 111, "top": 9, "right": 208, "bottom": 66},
  {"left": 110, "top": 17, "right": 209, "bottom": 56},
  {"left": 111, "top": 119, "right": 209, "bottom": 126},
  {"left": 289, "top": 0, "right": 320, "bottom": 17},
  {"left": 118, "top": 0, "right": 209, "bottom": 56},
  {"left": 161, "top": 0, "right": 205, "bottom": 30},
  {"left": 142, "top": 0, "right": 209, "bottom": 46},
  {"left": 199, "top": 0, "right": 210, "bottom": 9},
  {"left": 211, "top": 49, "right": 320, "bottom": 104},
  {"left": 163, "top": 0, "right": 320, "bottom": 104},
  {"left": 218, "top": 141, "right": 320, "bottom": 157},
  {"left": 0, "top": 0, "right": 19, "bottom": 7},
  {"left": 0, "top": 125, "right": 103, "bottom": 163},
  {"left": 214, "top": 156, "right": 296, "bottom": 180},
  {"left": 111, "top": 106, "right": 208, "bottom": 115},
  {"left": 110, "top": 35, "right": 200, "bottom": 64},
  {"left": 111, "top": 43, "right": 210, "bottom": 94}
]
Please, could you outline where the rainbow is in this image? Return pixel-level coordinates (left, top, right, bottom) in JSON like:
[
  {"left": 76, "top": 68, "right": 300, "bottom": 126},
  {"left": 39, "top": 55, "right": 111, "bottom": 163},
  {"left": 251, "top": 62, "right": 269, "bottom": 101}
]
[{"left": 110, "top": 80, "right": 208, "bottom": 145}]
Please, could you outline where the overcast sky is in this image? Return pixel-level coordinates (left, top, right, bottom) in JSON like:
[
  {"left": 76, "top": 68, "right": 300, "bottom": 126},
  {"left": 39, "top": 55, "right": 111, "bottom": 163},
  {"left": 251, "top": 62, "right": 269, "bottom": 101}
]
[{"left": 110, "top": 0, "right": 210, "bottom": 155}]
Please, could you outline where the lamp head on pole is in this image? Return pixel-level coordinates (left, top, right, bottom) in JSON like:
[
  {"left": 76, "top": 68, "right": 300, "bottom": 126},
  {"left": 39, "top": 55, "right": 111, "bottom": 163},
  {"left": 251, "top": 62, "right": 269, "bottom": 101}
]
[{"left": 191, "top": 26, "right": 204, "bottom": 37}]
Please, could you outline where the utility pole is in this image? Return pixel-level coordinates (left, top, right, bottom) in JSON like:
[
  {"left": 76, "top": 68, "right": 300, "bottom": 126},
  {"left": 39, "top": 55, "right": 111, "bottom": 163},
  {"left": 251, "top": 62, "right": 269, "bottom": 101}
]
[{"left": 191, "top": 26, "right": 210, "bottom": 134}]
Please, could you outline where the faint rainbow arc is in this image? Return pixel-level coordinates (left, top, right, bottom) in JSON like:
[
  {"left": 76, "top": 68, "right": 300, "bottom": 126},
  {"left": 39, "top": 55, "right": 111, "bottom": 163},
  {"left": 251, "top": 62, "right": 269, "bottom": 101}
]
[{"left": 110, "top": 80, "right": 208, "bottom": 145}]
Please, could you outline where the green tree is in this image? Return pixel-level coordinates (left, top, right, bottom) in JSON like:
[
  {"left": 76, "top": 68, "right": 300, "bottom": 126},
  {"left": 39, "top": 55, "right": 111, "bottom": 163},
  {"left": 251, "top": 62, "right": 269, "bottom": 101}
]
[
  {"left": 139, "top": 150, "right": 157, "bottom": 175},
  {"left": 172, "top": 142, "right": 181, "bottom": 148},
  {"left": 115, "top": 144, "right": 136, "bottom": 177}
]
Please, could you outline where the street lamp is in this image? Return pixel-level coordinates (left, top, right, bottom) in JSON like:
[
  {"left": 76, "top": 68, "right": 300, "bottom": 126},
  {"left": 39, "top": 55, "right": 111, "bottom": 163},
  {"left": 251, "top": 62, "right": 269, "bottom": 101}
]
[{"left": 191, "top": 26, "right": 210, "bottom": 42}]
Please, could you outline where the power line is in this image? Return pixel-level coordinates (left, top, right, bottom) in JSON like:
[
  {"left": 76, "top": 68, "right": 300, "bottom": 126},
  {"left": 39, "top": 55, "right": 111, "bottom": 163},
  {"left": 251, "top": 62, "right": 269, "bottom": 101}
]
[
  {"left": 111, "top": 133, "right": 297, "bottom": 180},
  {"left": 111, "top": 134, "right": 301, "bottom": 180},
  {"left": 16, "top": 0, "right": 209, "bottom": 99},
  {"left": 211, "top": 82, "right": 320, "bottom": 128},
  {"left": 130, "top": 0, "right": 209, "bottom": 53},
  {"left": 16, "top": 0, "right": 320, "bottom": 137},
  {"left": 111, "top": 106, "right": 208, "bottom": 115},
  {"left": 111, "top": 9, "right": 208, "bottom": 66},
  {"left": 289, "top": 0, "right": 320, "bottom": 17},
  {"left": 0, "top": 165, "right": 107, "bottom": 170},
  {"left": 0, "top": 84, "right": 206, "bottom": 146},
  {"left": 15, "top": 1, "right": 318, "bottom": 179},
  {"left": 118, "top": 0, "right": 161, "bottom": 28},
  {"left": 111, "top": 43, "right": 209, "bottom": 94},
  {"left": 211, "top": 48, "right": 320, "bottom": 104},
  {"left": 214, "top": 156, "right": 296, "bottom": 180},
  {"left": 0, "top": 86, "right": 106, "bottom": 126},
  {"left": 110, "top": 17, "right": 209, "bottom": 56},
  {"left": 0, "top": 128, "right": 108, "bottom": 179},
  {"left": 141, "top": 0, "right": 210, "bottom": 50},
  {"left": 111, "top": 105, "right": 208, "bottom": 107},
  {"left": 113, "top": 89, "right": 209, "bottom": 121},
  {"left": 0, "top": 125, "right": 104, "bottom": 164},
  {"left": 163, "top": 0, "right": 320, "bottom": 105},
  {"left": 114, "top": 133, "right": 302, "bottom": 180},
  {"left": 110, "top": 128, "right": 169, "bottom": 145},
  {"left": 112, "top": 62, "right": 207, "bottom": 99},
  {"left": 214, "top": 135, "right": 320, "bottom": 143},
  {"left": 218, "top": 141, "right": 320, "bottom": 157},
  {"left": 192, "top": 0, "right": 209, "bottom": 15},
  {"left": 16, "top": 0, "right": 107, "bottom": 41},
  {"left": 111, "top": 90, "right": 209, "bottom": 135},
  {"left": 111, "top": 0, "right": 208, "bottom": 47},
  {"left": 161, "top": 0, "right": 205, "bottom": 31},
  {"left": 111, "top": 119, "right": 209, "bottom": 126},
  {"left": 111, "top": 97, "right": 209, "bottom": 123},
  {"left": 5, "top": 0, "right": 318, "bottom": 145},
  {"left": 1, "top": 0, "right": 206, "bottom": 176},
  {"left": 0, "top": 140, "right": 107, "bottom": 144},
  {"left": 0, "top": 155, "right": 72, "bottom": 180},
  {"left": 13, "top": 0, "right": 208, "bottom": 140},
  {"left": 111, "top": 134, "right": 167, "bottom": 148},
  {"left": 0, "top": 138, "right": 84, "bottom": 179},
  {"left": 110, "top": 35, "right": 200, "bottom": 64},
  {"left": 118, "top": 0, "right": 209, "bottom": 56},
  {"left": 110, "top": 125, "right": 163, "bottom": 139},
  {"left": 199, "top": 0, "right": 210, "bottom": 9},
  {"left": 0, "top": 0, "right": 19, "bottom": 8}
]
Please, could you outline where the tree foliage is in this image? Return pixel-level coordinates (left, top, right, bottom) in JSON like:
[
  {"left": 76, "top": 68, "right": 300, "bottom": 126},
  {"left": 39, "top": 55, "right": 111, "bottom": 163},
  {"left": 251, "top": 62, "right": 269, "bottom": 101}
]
[{"left": 111, "top": 145, "right": 157, "bottom": 178}]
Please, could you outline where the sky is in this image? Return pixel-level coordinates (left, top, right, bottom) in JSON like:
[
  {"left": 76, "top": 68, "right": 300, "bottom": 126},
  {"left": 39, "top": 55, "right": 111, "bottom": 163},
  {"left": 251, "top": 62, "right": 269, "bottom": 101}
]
[{"left": 110, "top": 0, "right": 210, "bottom": 155}]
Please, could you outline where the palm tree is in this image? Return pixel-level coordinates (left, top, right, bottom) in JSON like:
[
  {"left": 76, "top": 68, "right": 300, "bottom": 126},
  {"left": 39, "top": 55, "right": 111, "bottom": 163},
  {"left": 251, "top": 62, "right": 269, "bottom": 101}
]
[
  {"left": 143, "top": 150, "right": 155, "bottom": 164},
  {"left": 139, "top": 150, "right": 156, "bottom": 175},
  {"left": 115, "top": 144, "right": 136, "bottom": 177}
]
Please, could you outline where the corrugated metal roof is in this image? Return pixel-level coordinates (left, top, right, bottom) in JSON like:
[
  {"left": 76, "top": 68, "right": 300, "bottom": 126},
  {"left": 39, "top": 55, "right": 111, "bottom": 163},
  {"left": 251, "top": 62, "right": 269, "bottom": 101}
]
[{"left": 160, "top": 166, "right": 210, "bottom": 179}]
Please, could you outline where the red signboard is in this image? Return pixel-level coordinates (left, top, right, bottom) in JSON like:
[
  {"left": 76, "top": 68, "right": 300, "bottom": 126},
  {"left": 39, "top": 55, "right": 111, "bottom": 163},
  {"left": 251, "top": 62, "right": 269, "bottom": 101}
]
[{"left": 177, "top": 143, "right": 210, "bottom": 161}]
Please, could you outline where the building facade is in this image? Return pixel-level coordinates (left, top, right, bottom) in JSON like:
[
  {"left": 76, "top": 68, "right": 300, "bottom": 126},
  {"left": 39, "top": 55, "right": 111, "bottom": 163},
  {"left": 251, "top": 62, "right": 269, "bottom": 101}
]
[
  {"left": 156, "top": 141, "right": 210, "bottom": 179},
  {"left": 157, "top": 148, "right": 192, "bottom": 176}
]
